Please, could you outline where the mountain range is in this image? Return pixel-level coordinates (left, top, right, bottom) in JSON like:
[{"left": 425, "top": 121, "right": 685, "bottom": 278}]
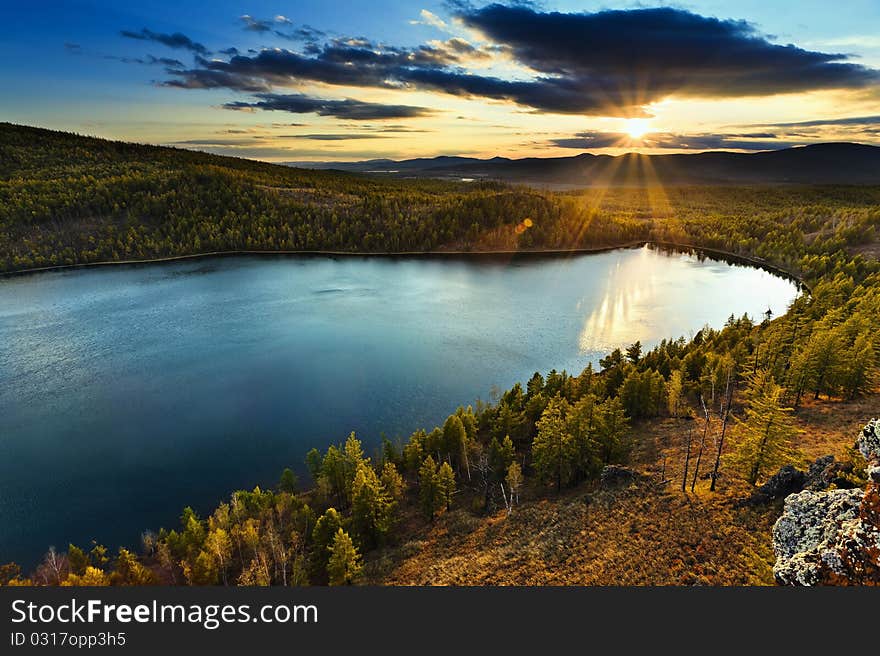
[{"left": 287, "top": 143, "right": 880, "bottom": 186}]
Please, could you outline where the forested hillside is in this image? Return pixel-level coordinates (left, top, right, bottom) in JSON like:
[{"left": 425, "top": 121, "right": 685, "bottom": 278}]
[
  {"left": 2, "top": 125, "right": 880, "bottom": 586},
  {"left": 3, "top": 123, "right": 880, "bottom": 276}
]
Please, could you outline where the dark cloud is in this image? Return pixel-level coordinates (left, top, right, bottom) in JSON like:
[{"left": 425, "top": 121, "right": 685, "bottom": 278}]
[
  {"left": 240, "top": 15, "right": 274, "bottom": 32},
  {"left": 459, "top": 5, "right": 880, "bottom": 109},
  {"left": 107, "top": 54, "right": 185, "bottom": 68},
  {"left": 223, "top": 93, "right": 435, "bottom": 120},
  {"left": 120, "top": 28, "right": 210, "bottom": 55},
  {"left": 550, "top": 130, "right": 801, "bottom": 151},
  {"left": 275, "top": 25, "right": 327, "bottom": 42},
  {"left": 551, "top": 132, "right": 630, "bottom": 149},
  {"left": 753, "top": 115, "right": 880, "bottom": 127},
  {"left": 276, "top": 133, "right": 390, "bottom": 140},
  {"left": 163, "top": 67, "right": 271, "bottom": 92},
  {"left": 148, "top": 6, "right": 880, "bottom": 118},
  {"left": 173, "top": 138, "right": 264, "bottom": 146}
]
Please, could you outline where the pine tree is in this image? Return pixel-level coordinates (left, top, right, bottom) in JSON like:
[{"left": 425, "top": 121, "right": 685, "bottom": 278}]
[
  {"left": 667, "top": 369, "right": 685, "bottom": 418},
  {"left": 595, "top": 397, "right": 630, "bottom": 464},
  {"left": 841, "top": 331, "right": 877, "bottom": 400},
  {"left": 437, "top": 461, "right": 456, "bottom": 511},
  {"left": 351, "top": 462, "right": 393, "bottom": 548},
  {"left": 310, "top": 508, "right": 342, "bottom": 579},
  {"left": 726, "top": 371, "right": 799, "bottom": 485},
  {"left": 278, "top": 468, "right": 298, "bottom": 493},
  {"left": 532, "top": 395, "right": 573, "bottom": 491},
  {"left": 327, "top": 529, "right": 361, "bottom": 586},
  {"left": 380, "top": 461, "right": 405, "bottom": 504},
  {"left": 442, "top": 414, "right": 468, "bottom": 472},
  {"left": 418, "top": 456, "right": 440, "bottom": 520},
  {"left": 567, "top": 393, "right": 602, "bottom": 480}
]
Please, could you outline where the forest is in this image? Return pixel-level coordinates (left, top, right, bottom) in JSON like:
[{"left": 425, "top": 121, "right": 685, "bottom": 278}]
[{"left": 2, "top": 124, "right": 880, "bottom": 585}]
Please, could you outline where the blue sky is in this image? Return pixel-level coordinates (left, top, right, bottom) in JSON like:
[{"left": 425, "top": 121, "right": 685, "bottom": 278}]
[{"left": 2, "top": 1, "right": 879, "bottom": 160}]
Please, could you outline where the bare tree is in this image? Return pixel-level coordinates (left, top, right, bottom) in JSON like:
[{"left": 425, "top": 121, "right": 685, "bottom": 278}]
[
  {"left": 682, "top": 424, "right": 693, "bottom": 493},
  {"left": 691, "top": 395, "right": 711, "bottom": 492},
  {"left": 710, "top": 368, "right": 735, "bottom": 492}
]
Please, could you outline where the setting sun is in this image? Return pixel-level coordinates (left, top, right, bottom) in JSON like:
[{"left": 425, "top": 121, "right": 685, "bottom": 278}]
[{"left": 624, "top": 119, "right": 652, "bottom": 139}]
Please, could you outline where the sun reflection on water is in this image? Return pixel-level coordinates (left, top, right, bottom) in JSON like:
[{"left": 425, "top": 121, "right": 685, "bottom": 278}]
[{"left": 578, "top": 247, "right": 660, "bottom": 353}]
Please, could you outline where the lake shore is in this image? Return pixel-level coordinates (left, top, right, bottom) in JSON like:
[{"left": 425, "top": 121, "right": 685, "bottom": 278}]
[{"left": 0, "top": 240, "right": 808, "bottom": 291}]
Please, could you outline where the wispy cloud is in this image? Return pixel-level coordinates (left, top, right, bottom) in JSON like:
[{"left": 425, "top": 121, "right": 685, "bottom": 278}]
[
  {"left": 223, "top": 93, "right": 436, "bottom": 120},
  {"left": 120, "top": 28, "right": 209, "bottom": 55}
]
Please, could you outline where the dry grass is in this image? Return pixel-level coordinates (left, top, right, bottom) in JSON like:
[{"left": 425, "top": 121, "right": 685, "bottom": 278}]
[{"left": 362, "top": 392, "right": 877, "bottom": 586}]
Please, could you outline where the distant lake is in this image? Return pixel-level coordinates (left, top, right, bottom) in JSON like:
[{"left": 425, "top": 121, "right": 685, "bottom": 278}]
[{"left": 0, "top": 245, "right": 799, "bottom": 567}]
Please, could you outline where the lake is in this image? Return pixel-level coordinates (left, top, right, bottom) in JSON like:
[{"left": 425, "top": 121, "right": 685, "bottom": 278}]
[{"left": 0, "top": 245, "right": 799, "bottom": 567}]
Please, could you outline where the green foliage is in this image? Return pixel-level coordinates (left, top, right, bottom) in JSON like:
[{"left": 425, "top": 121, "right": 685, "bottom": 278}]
[
  {"left": 437, "top": 462, "right": 456, "bottom": 511},
  {"left": 327, "top": 529, "right": 361, "bottom": 586},
  {"left": 278, "top": 468, "right": 299, "bottom": 493},
  {"left": 532, "top": 396, "right": 574, "bottom": 491},
  {"left": 726, "top": 371, "right": 800, "bottom": 485},
  {"left": 8, "top": 126, "right": 880, "bottom": 586},
  {"left": 418, "top": 456, "right": 443, "bottom": 521},
  {"left": 311, "top": 508, "right": 343, "bottom": 581}
]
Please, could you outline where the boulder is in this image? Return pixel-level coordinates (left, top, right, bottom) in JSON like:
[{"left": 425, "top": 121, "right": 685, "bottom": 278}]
[
  {"left": 805, "top": 454, "right": 854, "bottom": 491},
  {"left": 772, "top": 419, "right": 880, "bottom": 585},
  {"left": 599, "top": 465, "right": 648, "bottom": 490},
  {"left": 743, "top": 465, "right": 805, "bottom": 506},
  {"left": 772, "top": 488, "right": 864, "bottom": 585}
]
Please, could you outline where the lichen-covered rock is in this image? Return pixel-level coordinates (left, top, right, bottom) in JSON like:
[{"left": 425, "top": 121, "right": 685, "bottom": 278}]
[
  {"left": 805, "top": 455, "right": 854, "bottom": 491},
  {"left": 773, "top": 419, "right": 880, "bottom": 585},
  {"left": 772, "top": 488, "right": 863, "bottom": 585},
  {"left": 857, "top": 419, "right": 880, "bottom": 483}
]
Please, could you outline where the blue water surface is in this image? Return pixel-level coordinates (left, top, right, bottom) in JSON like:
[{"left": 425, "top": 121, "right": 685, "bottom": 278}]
[{"left": 0, "top": 246, "right": 799, "bottom": 566}]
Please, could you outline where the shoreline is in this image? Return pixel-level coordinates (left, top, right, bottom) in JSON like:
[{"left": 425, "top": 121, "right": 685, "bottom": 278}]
[{"left": 0, "top": 240, "right": 808, "bottom": 291}]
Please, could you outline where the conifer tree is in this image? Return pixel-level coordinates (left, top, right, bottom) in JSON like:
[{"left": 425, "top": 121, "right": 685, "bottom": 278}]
[
  {"left": 442, "top": 414, "right": 468, "bottom": 472},
  {"left": 310, "top": 508, "right": 342, "bottom": 579},
  {"left": 327, "top": 529, "right": 361, "bottom": 586},
  {"left": 418, "top": 456, "right": 440, "bottom": 520},
  {"left": 841, "top": 331, "right": 877, "bottom": 400},
  {"left": 532, "top": 395, "right": 573, "bottom": 491},
  {"left": 726, "top": 371, "right": 799, "bottom": 485},
  {"left": 351, "top": 462, "right": 393, "bottom": 548},
  {"left": 437, "top": 461, "right": 456, "bottom": 511},
  {"left": 595, "top": 397, "right": 630, "bottom": 464}
]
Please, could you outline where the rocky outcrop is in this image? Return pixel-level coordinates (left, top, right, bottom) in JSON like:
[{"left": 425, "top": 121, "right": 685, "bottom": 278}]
[
  {"left": 741, "top": 455, "right": 854, "bottom": 507},
  {"left": 743, "top": 465, "right": 806, "bottom": 506},
  {"left": 772, "top": 419, "right": 880, "bottom": 585}
]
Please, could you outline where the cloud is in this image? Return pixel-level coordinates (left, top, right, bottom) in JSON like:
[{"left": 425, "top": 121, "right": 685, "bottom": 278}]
[
  {"left": 148, "top": 6, "right": 880, "bottom": 118},
  {"left": 163, "top": 67, "right": 271, "bottom": 91},
  {"left": 275, "top": 133, "right": 390, "bottom": 140},
  {"left": 457, "top": 4, "right": 880, "bottom": 109},
  {"left": 222, "top": 93, "right": 436, "bottom": 120},
  {"left": 550, "top": 131, "right": 801, "bottom": 151},
  {"left": 752, "top": 115, "right": 880, "bottom": 127},
  {"left": 120, "top": 28, "right": 209, "bottom": 55},
  {"left": 240, "top": 15, "right": 295, "bottom": 33},
  {"left": 410, "top": 9, "right": 448, "bottom": 31},
  {"left": 275, "top": 25, "right": 326, "bottom": 42},
  {"left": 107, "top": 54, "right": 185, "bottom": 68}
]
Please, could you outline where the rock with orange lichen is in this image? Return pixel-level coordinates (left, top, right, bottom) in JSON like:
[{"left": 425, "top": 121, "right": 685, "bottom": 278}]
[{"left": 772, "top": 419, "right": 880, "bottom": 585}]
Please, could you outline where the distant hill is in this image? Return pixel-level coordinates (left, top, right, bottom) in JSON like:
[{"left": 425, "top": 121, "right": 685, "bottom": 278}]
[{"left": 289, "top": 143, "right": 880, "bottom": 186}]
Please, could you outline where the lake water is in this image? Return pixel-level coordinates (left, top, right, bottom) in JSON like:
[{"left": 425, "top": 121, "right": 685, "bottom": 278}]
[{"left": 0, "top": 245, "right": 799, "bottom": 567}]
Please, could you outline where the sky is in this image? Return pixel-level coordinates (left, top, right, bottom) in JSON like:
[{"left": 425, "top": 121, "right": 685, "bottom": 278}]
[{"left": 2, "top": 0, "right": 880, "bottom": 161}]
